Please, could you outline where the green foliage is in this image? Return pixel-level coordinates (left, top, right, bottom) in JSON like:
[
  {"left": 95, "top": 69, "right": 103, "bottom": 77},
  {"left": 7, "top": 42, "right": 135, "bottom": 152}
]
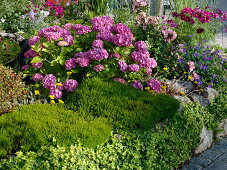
[
  {"left": 0, "top": 64, "right": 26, "bottom": 114},
  {"left": 65, "top": 77, "right": 179, "bottom": 130},
  {"left": 0, "top": 38, "right": 20, "bottom": 65},
  {"left": 0, "top": 103, "right": 211, "bottom": 169},
  {"left": 0, "top": 104, "right": 111, "bottom": 157}
]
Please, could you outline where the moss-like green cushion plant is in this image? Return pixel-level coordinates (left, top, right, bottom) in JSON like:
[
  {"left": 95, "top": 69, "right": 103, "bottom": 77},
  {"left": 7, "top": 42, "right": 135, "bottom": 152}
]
[
  {"left": 0, "top": 104, "right": 111, "bottom": 157},
  {"left": 65, "top": 77, "right": 180, "bottom": 130}
]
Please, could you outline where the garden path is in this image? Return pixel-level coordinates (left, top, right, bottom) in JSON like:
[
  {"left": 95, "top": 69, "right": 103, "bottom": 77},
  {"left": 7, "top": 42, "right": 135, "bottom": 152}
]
[{"left": 181, "top": 137, "right": 227, "bottom": 170}]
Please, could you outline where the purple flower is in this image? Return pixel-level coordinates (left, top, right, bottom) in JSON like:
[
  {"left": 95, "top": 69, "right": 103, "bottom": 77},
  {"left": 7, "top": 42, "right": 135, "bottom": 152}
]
[
  {"left": 93, "top": 64, "right": 105, "bottom": 72},
  {"left": 178, "top": 59, "right": 184, "bottom": 64},
  {"left": 28, "top": 36, "right": 40, "bottom": 46},
  {"left": 128, "top": 64, "right": 140, "bottom": 72},
  {"left": 44, "top": 32, "right": 61, "bottom": 41},
  {"left": 111, "top": 34, "right": 132, "bottom": 46},
  {"left": 135, "top": 41, "right": 148, "bottom": 52},
  {"left": 111, "top": 23, "right": 133, "bottom": 38},
  {"left": 33, "top": 73, "right": 44, "bottom": 81},
  {"left": 75, "top": 57, "right": 90, "bottom": 67},
  {"left": 87, "top": 48, "right": 109, "bottom": 60},
  {"left": 146, "top": 79, "right": 161, "bottom": 92},
  {"left": 92, "top": 40, "right": 104, "bottom": 48},
  {"left": 65, "top": 58, "right": 77, "bottom": 70},
  {"left": 113, "top": 78, "right": 127, "bottom": 84},
  {"left": 22, "top": 65, "right": 30, "bottom": 70},
  {"left": 91, "top": 16, "right": 114, "bottom": 32},
  {"left": 63, "top": 23, "right": 74, "bottom": 29},
  {"left": 117, "top": 60, "right": 128, "bottom": 72},
  {"left": 49, "top": 88, "right": 63, "bottom": 99},
  {"left": 64, "top": 35, "right": 74, "bottom": 45},
  {"left": 96, "top": 31, "right": 113, "bottom": 41},
  {"left": 42, "top": 74, "right": 57, "bottom": 89},
  {"left": 32, "top": 62, "right": 43, "bottom": 68},
  {"left": 73, "top": 24, "right": 92, "bottom": 35},
  {"left": 131, "top": 81, "right": 143, "bottom": 90},
  {"left": 58, "top": 82, "right": 65, "bottom": 91},
  {"left": 24, "top": 49, "right": 39, "bottom": 58},
  {"left": 145, "top": 68, "right": 152, "bottom": 75},
  {"left": 64, "top": 79, "right": 78, "bottom": 92}
]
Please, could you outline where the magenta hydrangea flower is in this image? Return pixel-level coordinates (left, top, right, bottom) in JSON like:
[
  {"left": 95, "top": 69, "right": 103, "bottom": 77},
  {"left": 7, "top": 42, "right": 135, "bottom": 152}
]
[
  {"left": 73, "top": 24, "right": 92, "bottom": 35},
  {"left": 113, "top": 78, "right": 127, "bottom": 84},
  {"left": 111, "top": 34, "right": 132, "bottom": 46},
  {"left": 32, "top": 62, "right": 43, "bottom": 68},
  {"left": 92, "top": 39, "right": 104, "bottom": 48},
  {"left": 93, "top": 64, "right": 105, "bottom": 72},
  {"left": 188, "top": 61, "right": 195, "bottom": 72},
  {"left": 33, "top": 73, "right": 44, "bottom": 81},
  {"left": 63, "top": 23, "right": 74, "bottom": 29},
  {"left": 135, "top": 41, "right": 148, "bottom": 52},
  {"left": 131, "top": 51, "right": 157, "bottom": 69},
  {"left": 96, "top": 31, "right": 113, "bottom": 41},
  {"left": 128, "top": 64, "right": 140, "bottom": 72},
  {"left": 28, "top": 36, "right": 40, "bottom": 46},
  {"left": 75, "top": 57, "right": 90, "bottom": 67},
  {"left": 49, "top": 88, "right": 63, "bottom": 99},
  {"left": 65, "top": 58, "right": 77, "bottom": 70},
  {"left": 91, "top": 16, "right": 114, "bottom": 32},
  {"left": 145, "top": 68, "right": 152, "bottom": 75},
  {"left": 111, "top": 23, "right": 132, "bottom": 35},
  {"left": 44, "top": 32, "right": 61, "bottom": 41},
  {"left": 131, "top": 81, "right": 143, "bottom": 90},
  {"left": 64, "top": 35, "right": 74, "bottom": 45},
  {"left": 24, "top": 49, "right": 39, "bottom": 58},
  {"left": 64, "top": 79, "right": 78, "bottom": 92},
  {"left": 22, "top": 65, "right": 30, "bottom": 70},
  {"left": 58, "top": 82, "right": 65, "bottom": 91},
  {"left": 146, "top": 79, "right": 161, "bottom": 92},
  {"left": 117, "top": 60, "right": 128, "bottom": 72},
  {"left": 42, "top": 74, "right": 57, "bottom": 89},
  {"left": 87, "top": 48, "right": 109, "bottom": 60}
]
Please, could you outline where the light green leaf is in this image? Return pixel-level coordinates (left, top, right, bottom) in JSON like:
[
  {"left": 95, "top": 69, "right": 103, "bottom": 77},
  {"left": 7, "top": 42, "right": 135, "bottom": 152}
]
[{"left": 30, "top": 57, "right": 43, "bottom": 63}]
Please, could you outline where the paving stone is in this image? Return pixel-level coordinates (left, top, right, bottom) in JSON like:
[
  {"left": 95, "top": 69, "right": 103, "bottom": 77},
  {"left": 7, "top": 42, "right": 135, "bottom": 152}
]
[
  {"left": 182, "top": 163, "right": 202, "bottom": 170},
  {"left": 199, "top": 150, "right": 221, "bottom": 161},
  {"left": 203, "top": 152, "right": 227, "bottom": 170},
  {"left": 189, "top": 157, "right": 211, "bottom": 167},
  {"left": 216, "top": 138, "right": 227, "bottom": 146},
  {"left": 210, "top": 144, "right": 227, "bottom": 154}
]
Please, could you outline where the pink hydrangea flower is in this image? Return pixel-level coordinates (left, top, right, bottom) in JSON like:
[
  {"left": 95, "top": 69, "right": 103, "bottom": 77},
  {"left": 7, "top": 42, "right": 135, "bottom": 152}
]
[
  {"left": 42, "top": 74, "right": 57, "bottom": 89},
  {"left": 96, "top": 31, "right": 113, "bottom": 41},
  {"left": 111, "top": 23, "right": 133, "bottom": 38},
  {"left": 63, "top": 23, "right": 74, "bottom": 29},
  {"left": 111, "top": 34, "right": 132, "bottom": 46},
  {"left": 145, "top": 68, "right": 152, "bottom": 75},
  {"left": 92, "top": 39, "right": 104, "bottom": 48},
  {"left": 49, "top": 88, "right": 63, "bottom": 99},
  {"left": 73, "top": 24, "right": 92, "bottom": 35},
  {"left": 113, "top": 78, "right": 127, "bottom": 84},
  {"left": 161, "top": 28, "right": 177, "bottom": 43},
  {"left": 64, "top": 35, "right": 74, "bottom": 45},
  {"left": 131, "top": 80, "right": 143, "bottom": 90},
  {"left": 64, "top": 79, "right": 78, "bottom": 92},
  {"left": 44, "top": 32, "right": 61, "bottom": 41},
  {"left": 33, "top": 73, "right": 44, "bottom": 81},
  {"left": 75, "top": 57, "right": 90, "bottom": 67},
  {"left": 22, "top": 65, "right": 30, "bottom": 70},
  {"left": 135, "top": 41, "right": 148, "bottom": 52},
  {"left": 128, "top": 64, "right": 140, "bottom": 72},
  {"left": 32, "top": 62, "right": 43, "bottom": 68},
  {"left": 147, "top": 79, "right": 161, "bottom": 92},
  {"left": 93, "top": 64, "right": 105, "bottom": 72},
  {"left": 57, "top": 41, "right": 69, "bottom": 46},
  {"left": 28, "top": 36, "right": 40, "bottom": 46},
  {"left": 188, "top": 61, "right": 195, "bottom": 72},
  {"left": 24, "top": 49, "right": 39, "bottom": 58},
  {"left": 65, "top": 58, "right": 77, "bottom": 70},
  {"left": 117, "top": 60, "right": 128, "bottom": 72},
  {"left": 91, "top": 16, "right": 114, "bottom": 32},
  {"left": 87, "top": 48, "right": 109, "bottom": 60}
]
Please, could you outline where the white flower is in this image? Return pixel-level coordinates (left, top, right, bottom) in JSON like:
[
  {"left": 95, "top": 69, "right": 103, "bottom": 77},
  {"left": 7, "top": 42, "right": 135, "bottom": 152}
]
[
  {"left": 40, "top": 10, "right": 50, "bottom": 16},
  {"left": 0, "top": 18, "right": 5, "bottom": 23}
]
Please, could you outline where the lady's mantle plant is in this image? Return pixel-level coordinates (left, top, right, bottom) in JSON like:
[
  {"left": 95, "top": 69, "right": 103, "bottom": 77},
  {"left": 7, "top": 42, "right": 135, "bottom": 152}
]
[{"left": 23, "top": 16, "right": 161, "bottom": 102}]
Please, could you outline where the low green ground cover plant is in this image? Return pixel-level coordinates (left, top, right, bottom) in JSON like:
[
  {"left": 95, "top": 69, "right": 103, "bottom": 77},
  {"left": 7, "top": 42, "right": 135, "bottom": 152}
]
[
  {"left": 65, "top": 77, "right": 180, "bottom": 130},
  {"left": 0, "top": 103, "right": 214, "bottom": 169},
  {"left": 0, "top": 104, "right": 111, "bottom": 157}
]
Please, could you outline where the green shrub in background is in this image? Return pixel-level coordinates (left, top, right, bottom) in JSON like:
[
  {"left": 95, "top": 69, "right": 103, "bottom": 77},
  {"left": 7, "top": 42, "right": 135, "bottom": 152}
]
[
  {"left": 0, "top": 103, "right": 212, "bottom": 169},
  {"left": 65, "top": 77, "right": 180, "bottom": 130},
  {"left": 0, "top": 64, "right": 26, "bottom": 114},
  {"left": 0, "top": 104, "right": 111, "bottom": 157}
]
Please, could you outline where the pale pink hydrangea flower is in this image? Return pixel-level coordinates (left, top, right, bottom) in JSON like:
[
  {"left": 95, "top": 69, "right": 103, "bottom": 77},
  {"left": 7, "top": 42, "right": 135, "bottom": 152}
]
[
  {"left": 57, "top": 41, "right": 69, "bottom": 46},
  {"left": 32, "top": 62, "right": 43, "bottom": 68},
  {"left": 188, "top": 61, "right": 195, "bottom": 72}
]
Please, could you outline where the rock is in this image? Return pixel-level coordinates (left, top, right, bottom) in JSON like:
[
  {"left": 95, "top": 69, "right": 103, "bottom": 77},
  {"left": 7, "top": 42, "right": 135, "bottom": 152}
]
[
  {"left": 189, "top": 93, "right": 210, "bottom": 107},
  {"left": 173, "top": 95, "right": 192, "bottom": 113},
  {"left": 166, "top": 80, "right": 193, "bottom": 93},
  {"left": 203, "top": 87, "right": 219, "bottom": 101},
  {"left": 194, "top": 126, "right": 213, "bottom": 154},
  {"left": 215, "top": 119, "right": 227, "bottom": 139}
]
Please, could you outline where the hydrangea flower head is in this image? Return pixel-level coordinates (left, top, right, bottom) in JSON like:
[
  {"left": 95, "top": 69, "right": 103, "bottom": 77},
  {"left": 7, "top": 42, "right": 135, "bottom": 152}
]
[
  {"left": 131, "top": 81, "right": 143, "bottom": 90},
  {"left": 146, "top": 79, "right": 161, "bottom": 92},
  {"left": 135, "top": 41, "right": 148, "bottom": 52},
  {"left": 117, "top": 60, "right": 128, "bottom": 72},
  {"left": 49, "top": 88, "right": 63, "bottom": 99},
  {"left": 92, "top": 39, "right": 104, "bottom": 48},
  {"left": 24, "top": 49, "right": 39, "bottom": 58},
  {"left": 128, "top": 64, "right": 140, "bottom": 72},
  {"left": 28, "top": 36, "right": 40, "bottom": 46},
  {"left": 32, "top": 62, "right": 43, "bottom": 68},
  {"left": 93, "top": 64, "right": 105, "bottom": 72},
  {"left": 42, "top": 74, "right": 57, "bottom": 89},
  {"left": 65, "top": 58, "right": 77, "bottom": 70},
  {"left": 91, "top": 16, "right": 114, "bottom": 32},
  {"left": 33, "top": 73, "right": 44, "bottom": 81},
  {"left": 64, "top": 79, "right": 78, "bottom": 92}
]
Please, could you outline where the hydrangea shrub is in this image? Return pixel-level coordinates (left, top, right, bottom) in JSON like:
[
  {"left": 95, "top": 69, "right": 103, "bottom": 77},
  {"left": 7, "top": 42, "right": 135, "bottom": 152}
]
[{"left": 23, "top": 16, "right": 161, "bottom": 102}]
